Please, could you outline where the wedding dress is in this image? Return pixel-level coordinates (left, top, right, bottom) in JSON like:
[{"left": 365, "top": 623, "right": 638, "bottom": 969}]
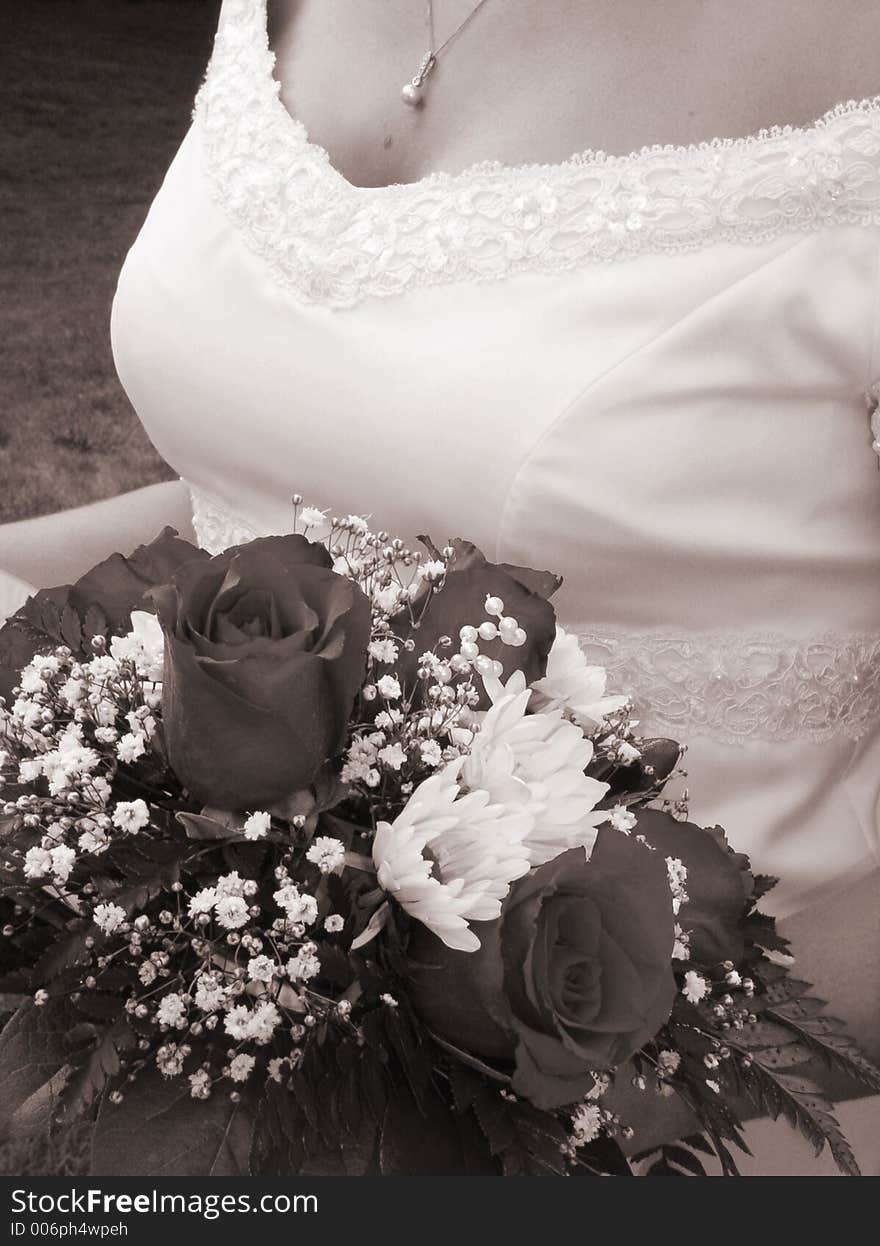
[{"left": 9, "top": 0, "right": 880, "bottom": 1172}]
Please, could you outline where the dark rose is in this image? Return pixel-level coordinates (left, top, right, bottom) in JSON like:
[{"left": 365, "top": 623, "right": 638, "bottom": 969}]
[
  {"left": 633, "top": 809, "right": 754, "bottom": 966},
  {"left": 152, "top": 535, "right": 371, "bottom": 810},
  {"left": 410, "top": 831, "right": 677, "bottom": 1110},
  {"left": 0, "top": 528, "right": 206, "bottom": 700},
  {"left": 396, "top": 540, "right": 560, "bottom": 707}
]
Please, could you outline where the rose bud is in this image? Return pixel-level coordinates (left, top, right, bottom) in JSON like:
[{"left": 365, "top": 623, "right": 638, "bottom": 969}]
[
  {"left": 410, "top": 831, "right": 677, "bottom": 1111},
  {"left": 153, "top": 534, "right": 371, "bottom": 810},
  {"left": 633, "top": 808, "right": 755, "bottom": 966}
]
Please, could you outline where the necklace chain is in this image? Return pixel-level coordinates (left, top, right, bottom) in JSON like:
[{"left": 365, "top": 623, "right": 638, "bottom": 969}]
[{"left": 402, "top": 0, "right": 493, "bottom": 106}]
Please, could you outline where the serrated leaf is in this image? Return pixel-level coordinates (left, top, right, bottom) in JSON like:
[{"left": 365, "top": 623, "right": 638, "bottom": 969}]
[
  {"left": 0, "top": 997, "right": 76, "bottom": 1135},
  {"left": 60, "top": 605, "right": 83, "bottom": 652},
  {"left": 91, "top": 1065, "right": 255, "bottom": 1176},
  {"left": 82, "top": 605, "right": 108, "bottom": 648},
  {"left": 737, "top": 1059, "right": 861, "bottom": 1176},
  {"left": 765, "top": 1006, "right": 880, "bottom": 1093},
  {"left": 175, "top": 811, "right": 247, "bottom": 842},
  {"left": 472, "top": 1089, "right": 516, "bottom": 1156},
  {"left": 64, "top": 1018, "right": 134, "bottom": 1117},
  {"left": 646, "top": 1143, "right": 708, "bottom": 1177}
]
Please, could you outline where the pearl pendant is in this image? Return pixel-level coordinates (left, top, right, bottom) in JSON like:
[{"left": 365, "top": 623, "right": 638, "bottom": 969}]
[{"left": 402, "top": 51, "right": 436, "bottom": 108}]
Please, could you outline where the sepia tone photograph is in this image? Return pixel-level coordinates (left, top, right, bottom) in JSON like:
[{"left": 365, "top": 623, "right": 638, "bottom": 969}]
[{"left": 0, "top": 0, "right": 878, "bottom": 1194}]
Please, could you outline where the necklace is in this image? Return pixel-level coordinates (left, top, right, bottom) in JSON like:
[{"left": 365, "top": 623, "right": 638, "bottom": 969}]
[{"left": 402, "top": 0, "right": 493, "bottom": 107}]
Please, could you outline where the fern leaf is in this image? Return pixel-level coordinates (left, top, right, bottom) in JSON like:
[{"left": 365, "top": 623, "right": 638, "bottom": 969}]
[
  {"left": 764, "top": 1004, "right": 880, "bottom": 1094},
  {"left": 737, "top": 1060, "right": 861, "bottom": 1176}
]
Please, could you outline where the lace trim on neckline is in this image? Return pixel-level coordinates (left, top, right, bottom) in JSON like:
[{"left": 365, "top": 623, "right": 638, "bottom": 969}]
[
  {"left": 189, "top": 484, "right": 880, "bottom": 745},
  {"left": 194, "top": 0, "right": 880, "bottom": 306}
]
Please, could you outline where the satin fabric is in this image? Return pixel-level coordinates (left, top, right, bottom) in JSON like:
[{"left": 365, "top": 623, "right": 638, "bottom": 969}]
[
  {"left": 110, "top": 116, "right": 880, "bottom": 916},
  {"left": 18, "top": 0, "right": 880, "bottom": 1174}
]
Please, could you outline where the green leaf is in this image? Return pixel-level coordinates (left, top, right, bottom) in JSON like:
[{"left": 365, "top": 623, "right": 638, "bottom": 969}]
[
  {"left": 91, "top": 1066, "right": 255, "bottom": 1176},
  {"left": 0, "top": 997, "right": 76, "bottom": 1136},
  {"left": 175, "top": 811, "right": 247, "bottom": 842},
  {"left": 64, "top": 1018, "right": 134, "bottom": 1117},
  {"left": 644, "top": 1142, "right": 708, "bottom": 1177},
  {"left": 765, "top": 1006, "right": 880, "bottom": 1093},
  {"left": 60, "top": 605, "right": 83, "bottom": 653},
  {"left": 736, "top": 1059, "right": 861, "bottom": 1176}
]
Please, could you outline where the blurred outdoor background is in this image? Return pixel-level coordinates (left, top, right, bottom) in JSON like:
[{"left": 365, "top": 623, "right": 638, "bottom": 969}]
[{"left": 0, "top": 0, "right": 220, "bottom": 523}]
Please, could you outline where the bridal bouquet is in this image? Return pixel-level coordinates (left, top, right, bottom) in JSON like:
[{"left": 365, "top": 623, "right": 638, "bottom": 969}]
[{"left": 1, "top": 501, "right": 877, "bottom": 1177}]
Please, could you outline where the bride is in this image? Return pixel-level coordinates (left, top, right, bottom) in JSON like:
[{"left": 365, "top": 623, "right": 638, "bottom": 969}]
[{"left": 2, "top": 0, "right": 879, "bottom": 1174}]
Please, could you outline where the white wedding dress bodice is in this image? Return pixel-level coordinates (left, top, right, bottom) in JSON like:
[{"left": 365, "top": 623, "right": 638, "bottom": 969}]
[{"left": 110, "top": 0, "right": 880, "bottom": 929}]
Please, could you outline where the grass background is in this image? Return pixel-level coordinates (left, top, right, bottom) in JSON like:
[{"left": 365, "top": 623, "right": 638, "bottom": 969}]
[
  {"left": 0, "top": 2, "right": 217, "bottom": 1172},
  {"left": 0, "top": 0, "right": 220, "bottom": 522}
]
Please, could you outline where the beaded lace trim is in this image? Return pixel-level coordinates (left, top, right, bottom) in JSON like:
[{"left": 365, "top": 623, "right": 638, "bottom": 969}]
[
  {"left": 575, "top": 627, "right": 880, "bottom": 744},
  {"left": 189, "top": 485, "right": 880, "bottom": 743},
  {"left": 193, "top": 0, "right": 880, "bottom": 308},
  {"left": 189, "top": 484, "right": 267, "bottom": 555}
]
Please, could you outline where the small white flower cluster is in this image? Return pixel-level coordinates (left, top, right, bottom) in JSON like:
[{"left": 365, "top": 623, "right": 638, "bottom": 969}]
[
  {"left": 291, "top": 495, "right": 447, "bottom": 624},
  {"left": 1, "top": 628, "right": 166, "bottom": 891},
  {"left": 90, "top": 855, "right": 346, "bottom": 1100},
  {"left": 343, "top": 595, "right": 536, "bottom": 801},
  {"left": 561, "top": 1076, "right": 623, "bottom": 1160},
  {"left": 665, "top": 857, "right": 689, "bottom": 915}
]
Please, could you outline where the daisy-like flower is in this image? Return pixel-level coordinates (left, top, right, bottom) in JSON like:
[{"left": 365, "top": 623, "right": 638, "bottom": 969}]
[
  {"left": 273, "top": 883, "right": 318, "bottom": 929},
  {"left": 49, "top": 844, "right": 76, "bottom": 884},
  {"left": 246, "top": 954, "right": 276, "bottom": 983},
  {"left": 116, "top": 732, "right": 147, "bottom": 764},
  {"left": 188, "top": 887, "right": 217, "bottom": 918},
  {"left": 376, "top": 675, "right": 402, "bottom": 700},
  {"left": 228, "top": 1053, "right": 256, "bottom": 1083},
  {"left": 298, "top": 505, "right": 328, "bottom": 529},
  {"left": 368, "top": 639, "right": 399, "bottom": 664},
  {"left": 286, "top": 945, "right": 321, "bottom": 982},
  {"left": 93, "top": 902, "right": 126, "bottom": 935},
  {"left": 112, "top": 799, "right": 150, "bottom": 834},
  {"left": 215, "top": 894, "right": 250, "bottom": 931},
  {"left": 609, "top": 805, "right": 637, "bottom": 834},
  {"left": 529, "top": 626, "right": 629, "bottom": 729},
  {"left": 189, "top": 1068, "right": 212, "bottom": 1100},
  {"left": 371, "top": 762, "right": 533, "bottom": 952},
  {"left": 243, "top": 811, "right": 271, "bottom": 842},
  {"left": 305, "top": 836, "right": 346, "bottom": 875},
  {"left": 463, "top": 671, "right": 609, "bottom": 866},
  {"left": 23, "top": 846, "right": 52, "bottom": 880},
  {"left": 193, "top": 972, "right": 226, "bottom": 1013},
  {"left": 682, "top": 970, "right": 709, "bottom": 1004},
  {"left": 156, "top": 993, "right": 188, "bottom": 1030}
]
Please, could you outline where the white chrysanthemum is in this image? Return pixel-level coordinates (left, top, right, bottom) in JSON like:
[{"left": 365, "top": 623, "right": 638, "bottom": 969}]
[
  {"left": 530, "top": 626, "right": 629, "bottom": 728},
  {"left": 371, "top": 763, "right": 533, "bottom": 953},
  {"left": 464, "top": 672, "right": 609, "bottom": 866}
]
